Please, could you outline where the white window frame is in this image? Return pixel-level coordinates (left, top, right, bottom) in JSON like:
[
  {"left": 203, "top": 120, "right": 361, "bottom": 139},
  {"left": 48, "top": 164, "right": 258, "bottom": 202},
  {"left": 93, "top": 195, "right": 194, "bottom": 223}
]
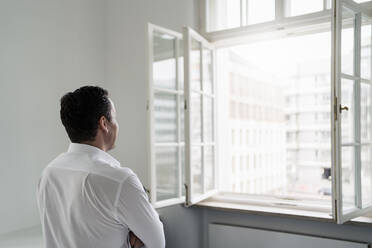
[
  {"left": 148, "top": 1, "right": 372, "bottom": 222},
  {"left": 332, "top": 0, "right": 372, "bottom": 224},
  {"left": 201, "top": 0, "right": 334, "bottom": 35},
  {"left": 147, "top": 23, "right": 185, "bottom": 208},
  {"left": 148, "top": 23, "right": 218, "bottom": 208},
  {"left": 199, "top": 0, "right": 372, "bottom": 223},
  {"left": 183, "top": 27, "right": 218, "bottom": 206}
]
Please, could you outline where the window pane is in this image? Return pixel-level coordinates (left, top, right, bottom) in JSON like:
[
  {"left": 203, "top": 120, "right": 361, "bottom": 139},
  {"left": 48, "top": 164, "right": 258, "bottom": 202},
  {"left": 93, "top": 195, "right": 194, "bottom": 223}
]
[
  {"left": 341, "top": 6, "right": 355, "bottom": 76},
  {"left": 153, "top": 31, "right": 177, "bottom": 89},
  {"left": 180, "top": 94, "right": 185, "bottom": 142},
  {"left": 203, "top": 48, "right": 213, "bottom": 94},
  {"left": 361, "top": 145, "right": 372, "bottom": 207},
  {"left": 218, "top": 31, "right": 332, "bottom": 203},
  {"left": 204, "top": 96, "right": 214, "bottom": 142},
  {"left": 361, "top": 21, "right": 371, "bottom": 80},
  {"left": 341, "top": 146, "right": 356, "bottom": 212},
  {"left": 341, "top": 78, "right": 355, "bottom": 144},
  {"left": 285, "top": 0, "right": 323, "bottom": 17},
  {"left": 361, "top": 83, "right": 372, "bottom": 144},
  {"left": 191, "top": 92, "right": 202, "bottom": 142},
  {"left": 191, "top": 39, "right": 201, "bottom": 91},
  {"left": 227, "top": 0, "right": 241, "bottom": 29},
  {"left": 192, "top": 146, "right": 203, "bottom": 194},
  {"left": 207, "top": 0, "right": 241, "bottom": 31},
  {"left": 248, "top": 0, "right": 275, "bottom": 25},
  {"left": 154, "top": 93, "right": 177, "bottom": 142},
  {"left": 156, "top": 146, "right": 178, "bottom": 201},
  {"left": 205, "top": 146, "right": 215, "bottom": 191}
]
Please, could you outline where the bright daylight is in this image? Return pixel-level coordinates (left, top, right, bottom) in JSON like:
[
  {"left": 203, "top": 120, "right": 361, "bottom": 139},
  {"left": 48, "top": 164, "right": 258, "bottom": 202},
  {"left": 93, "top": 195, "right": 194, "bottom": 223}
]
[{"left": 218, "top": 32, "right": 334, "bottom": 200}]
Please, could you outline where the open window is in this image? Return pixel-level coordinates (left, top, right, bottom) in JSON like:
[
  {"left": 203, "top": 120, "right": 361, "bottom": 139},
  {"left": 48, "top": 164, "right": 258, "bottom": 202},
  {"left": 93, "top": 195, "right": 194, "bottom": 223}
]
[
  {"left": 332, "top": 0, "right": 372, "bottom": 223},
  {"left": 147, "top": 24, "right": 185, "bottom": 208},
  {"left": 148, "top": 24, "right": 217, "bottom": 207},
  {"left": 148, "top": 0, "right": 372, "bottom": 224},
  {"left": 183, "top": 27, "right": 218, "bottom": 206}
]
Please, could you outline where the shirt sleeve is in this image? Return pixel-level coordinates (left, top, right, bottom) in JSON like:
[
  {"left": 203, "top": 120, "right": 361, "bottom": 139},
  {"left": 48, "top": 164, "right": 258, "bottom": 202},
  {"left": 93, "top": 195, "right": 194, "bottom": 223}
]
[{"left": 116, "top": 174, "right": 165, "bottom": 248}]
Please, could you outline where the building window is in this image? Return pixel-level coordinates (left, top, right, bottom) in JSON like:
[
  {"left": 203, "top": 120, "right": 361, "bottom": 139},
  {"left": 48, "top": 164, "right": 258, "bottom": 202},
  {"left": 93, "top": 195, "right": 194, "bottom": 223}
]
[{"left": 148, "top": 0, "right": 372, "bottom": 224}]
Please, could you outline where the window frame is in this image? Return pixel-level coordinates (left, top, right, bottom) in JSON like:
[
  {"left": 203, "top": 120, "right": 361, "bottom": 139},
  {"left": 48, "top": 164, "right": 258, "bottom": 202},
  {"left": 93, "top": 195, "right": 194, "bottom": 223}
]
[
  {"left": 183, "top": 27, "right": 219, "bottom": 206},
  {"left": 332, "top": 0, "right": 372, "bottom": 224},
  {"left": 147, "top": 23, "right": 185, "bottom": 208},
  {"left": 201, "top": 0, "right": 334, "bottom": 35},
  {"left": 199, "top": 0, "right": 372, "bottom": 223},
  {"left": 147, "top": 0, "right": 372, "bottom": 221}
]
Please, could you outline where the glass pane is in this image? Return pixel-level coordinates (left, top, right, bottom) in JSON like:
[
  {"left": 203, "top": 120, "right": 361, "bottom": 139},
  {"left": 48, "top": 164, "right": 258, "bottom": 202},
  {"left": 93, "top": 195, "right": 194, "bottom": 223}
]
[
  {"left": 156, "top": 146, "right": 178, "bottom": 201},
  {"left": 203, "top": 48, "right": 213, "bottom": 94},
  {"left": 226, "top": 0, "right": 241, "bottom": 29},
  {"left": 153, "top": 31, "right": 177, "bottom": 89},
  {"left": 207, "top": 0, "right": 240, "bottom": 31},
  {"left": 361, "top": 21, "right": 371, "bottom": 80},
  {"left": 361, "top": 83, "right": 372, "bottom": 143},
  {"left": 248, "top": 0, "right": 275, "bottom": 25},
  {"left": 341, "top": 78, "right": 355, "bottom": 144},
  {"left": 191, "top": 39, "right": 201, "bottom": 91},
  {"left": 286, "top": 0, "right": 323, "bottom": 17},
  {"left": 192, "top": 146, "right": 203, "bottom": 194},
  {"left": 205, "top": 146, "right": 215, "bottom": 191},
  {"left": 341, "top": 6, "right": 355, "bottom": 76},
  {"left": 218, "top": 30, "right": 333, "bottom": 202},
  {"left": 191, "top": 92, "right": 202, "bottom": 142},
  {"left": 325, "top": 0, "right": 332, "bottom": 9},
  {"left": 341, "top": 146, "right": 356, "bottom": 212},
  {"left": 154, "top": 93, "right": 177, "bottom": 142},
  {"left": 361, "top": 145, "right": 372, "bottom": 207},
  {"left": 180, "top": 94, "right": 185, "bottom": 142},
  {"left": 204, "top": 96, "right": 214, "bottom": 142},
  {"left": 179, "top": 39, "right": 185, "bottom": 90}
]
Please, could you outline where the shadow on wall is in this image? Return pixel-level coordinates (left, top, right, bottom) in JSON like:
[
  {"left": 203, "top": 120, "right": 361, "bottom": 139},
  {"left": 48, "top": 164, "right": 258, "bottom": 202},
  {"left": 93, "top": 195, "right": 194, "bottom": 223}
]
[{"left": 157, "top": 204, "right": 203, "bottom": 248}]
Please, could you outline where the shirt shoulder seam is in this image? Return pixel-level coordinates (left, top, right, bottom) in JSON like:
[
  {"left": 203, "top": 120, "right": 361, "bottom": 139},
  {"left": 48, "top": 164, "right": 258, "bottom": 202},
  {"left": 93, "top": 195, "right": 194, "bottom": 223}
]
[{"left": 47, "top": 166, "right": 126, "bottom": 184}]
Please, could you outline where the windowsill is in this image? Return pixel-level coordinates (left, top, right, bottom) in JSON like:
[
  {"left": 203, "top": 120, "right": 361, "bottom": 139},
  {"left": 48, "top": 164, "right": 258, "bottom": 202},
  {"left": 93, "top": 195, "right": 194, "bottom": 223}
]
[{"left": 195, "top": 192, "right": 372, "bottom": 226}]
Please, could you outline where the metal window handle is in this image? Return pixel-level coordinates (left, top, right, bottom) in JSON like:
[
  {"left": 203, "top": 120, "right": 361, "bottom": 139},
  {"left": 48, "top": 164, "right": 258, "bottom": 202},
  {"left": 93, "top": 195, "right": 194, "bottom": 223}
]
[{"left": 340, "top": 105, "right": 349, "bottom": 112}]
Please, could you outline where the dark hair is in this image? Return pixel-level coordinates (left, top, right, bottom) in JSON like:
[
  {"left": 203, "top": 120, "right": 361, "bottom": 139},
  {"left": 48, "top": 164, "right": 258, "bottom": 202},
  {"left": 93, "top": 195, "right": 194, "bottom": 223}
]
[{"left": 60, "top": 86, "right": 112, "bottom": 143}]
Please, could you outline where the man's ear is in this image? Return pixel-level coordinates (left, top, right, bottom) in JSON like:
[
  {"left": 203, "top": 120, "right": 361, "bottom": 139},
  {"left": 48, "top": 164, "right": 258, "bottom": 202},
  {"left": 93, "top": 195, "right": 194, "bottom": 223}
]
[{"left": 98, "top": 116, "right": 109, "bottom": 133}]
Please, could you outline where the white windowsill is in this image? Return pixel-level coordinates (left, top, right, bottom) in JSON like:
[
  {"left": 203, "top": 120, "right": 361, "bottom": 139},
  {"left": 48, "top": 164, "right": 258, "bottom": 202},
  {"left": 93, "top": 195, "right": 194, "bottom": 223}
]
[{"left": 195, "top": 192, "right": 372, "bottom": 226}]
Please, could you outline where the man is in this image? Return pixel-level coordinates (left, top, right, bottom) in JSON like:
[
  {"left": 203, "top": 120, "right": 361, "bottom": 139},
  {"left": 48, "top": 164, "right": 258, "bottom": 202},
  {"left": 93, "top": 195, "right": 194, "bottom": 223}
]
[{"left": 37, "top": 86, "right": 165, "bottom": 248}]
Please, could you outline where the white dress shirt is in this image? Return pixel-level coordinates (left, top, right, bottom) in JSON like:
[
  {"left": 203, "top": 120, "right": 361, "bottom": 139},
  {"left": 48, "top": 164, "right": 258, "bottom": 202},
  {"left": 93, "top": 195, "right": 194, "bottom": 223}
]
[{"left": 37, "top": 143, "right": 165, "bottom": 248}]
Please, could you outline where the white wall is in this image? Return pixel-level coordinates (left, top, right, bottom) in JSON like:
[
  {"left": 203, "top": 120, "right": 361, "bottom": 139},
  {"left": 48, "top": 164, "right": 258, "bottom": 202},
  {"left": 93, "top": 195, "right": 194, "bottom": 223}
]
[
  {"left": 0, "top": 0, "right": 199, "bottom": 235},
  {"left": 105, "top": 0, "right": 200, "bottom": 186},
  {"left": 0, "top": 0, "right": 105, "bottom": 235}
]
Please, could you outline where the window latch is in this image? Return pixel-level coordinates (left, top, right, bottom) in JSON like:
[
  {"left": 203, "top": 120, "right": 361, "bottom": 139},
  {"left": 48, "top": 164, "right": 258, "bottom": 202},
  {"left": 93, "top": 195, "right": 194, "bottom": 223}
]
[{"left": 339, "top": 105, "right": 349, "bottom": 112}]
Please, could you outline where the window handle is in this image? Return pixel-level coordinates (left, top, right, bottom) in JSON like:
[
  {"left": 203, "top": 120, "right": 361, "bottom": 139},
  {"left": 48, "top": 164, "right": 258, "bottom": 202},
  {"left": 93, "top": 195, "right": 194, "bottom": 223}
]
[{"left": 340, "top": 105, "right": 349, "bottom": 112}]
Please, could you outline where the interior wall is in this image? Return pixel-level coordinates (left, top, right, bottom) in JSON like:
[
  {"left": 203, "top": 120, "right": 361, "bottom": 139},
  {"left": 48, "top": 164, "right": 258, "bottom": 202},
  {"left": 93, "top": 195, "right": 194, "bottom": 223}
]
[
  {"left": 0, "top": 0, "right": 105, "bottom": 235},
  {"left": 0, "top": 0, "right": 199, "bottom": 236},
  {"left": 105, "top": 0, "right": 200, "bottom": 187},
  {"left": 158, "top": 205, "right": 203, "bottom": 248}
]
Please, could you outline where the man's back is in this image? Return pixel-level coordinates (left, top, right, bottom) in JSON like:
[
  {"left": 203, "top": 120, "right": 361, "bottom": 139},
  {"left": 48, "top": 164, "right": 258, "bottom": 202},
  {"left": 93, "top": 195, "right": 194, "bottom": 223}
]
[{"left": 37, "top": 143, "right": 165, "bottom": 248}]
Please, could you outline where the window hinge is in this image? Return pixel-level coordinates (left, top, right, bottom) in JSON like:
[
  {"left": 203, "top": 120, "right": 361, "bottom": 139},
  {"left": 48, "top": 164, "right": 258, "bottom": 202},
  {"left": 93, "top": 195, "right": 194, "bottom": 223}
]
[
  {"left": 184, "top": 184, "right": 190, "bottom": 206},
  {"left": 184, "top": 99, "right": 187, "bottom": 110},
  {"left": 146, "top": 100, "right": 149, "bottom": 110},
  {"left": 334, "top": 97, "right": 338, "bottom": 121}
]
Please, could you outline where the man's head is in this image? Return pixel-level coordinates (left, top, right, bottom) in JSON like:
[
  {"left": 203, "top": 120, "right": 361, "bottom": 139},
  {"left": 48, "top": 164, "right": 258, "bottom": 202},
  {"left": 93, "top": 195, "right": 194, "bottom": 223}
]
[{"left": 60, "top": 86, "right": 118, "bottom": 151}]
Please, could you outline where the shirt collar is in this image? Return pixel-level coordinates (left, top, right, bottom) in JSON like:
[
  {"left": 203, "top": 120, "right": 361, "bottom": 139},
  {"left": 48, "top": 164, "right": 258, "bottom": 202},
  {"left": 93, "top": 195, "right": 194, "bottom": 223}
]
[{"left": 67, "top": 143, "right": 121, "bottom": 168}]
